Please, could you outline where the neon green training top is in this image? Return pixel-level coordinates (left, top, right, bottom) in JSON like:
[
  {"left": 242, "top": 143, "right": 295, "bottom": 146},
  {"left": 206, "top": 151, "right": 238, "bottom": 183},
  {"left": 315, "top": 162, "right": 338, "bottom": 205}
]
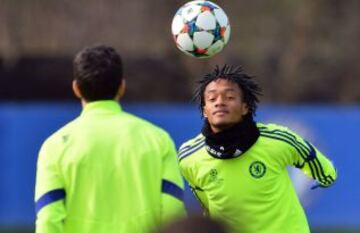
[
  {"left": 178, "top": 123, "right": 337, "bottom": 233},
  {"left": 35, "top": 100, "right": 186, "bottom": 233}
]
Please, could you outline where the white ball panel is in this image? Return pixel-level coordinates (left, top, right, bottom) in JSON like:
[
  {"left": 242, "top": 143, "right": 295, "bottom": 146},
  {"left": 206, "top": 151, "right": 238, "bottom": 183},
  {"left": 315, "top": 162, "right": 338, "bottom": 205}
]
[
  {"left": 181, "top": 4, "right": 202, "bottom": 22},
  {"left": 206, "top": 40, "right": 224, "bottom": 56},
  {"left": 214, "top": 9, "right": 228, "bottom": 27},
  {"left": 172, "top": 15, "right": 185, "bottom": 35},
  {"left": 196, "top": 11, "right": 216, "bottom": 30},
  {"left": 193, "top": 31, "right": 214, "bottom": 48},
  {"left": 176, "top": 33, "right": 194, "bottom": 51}
]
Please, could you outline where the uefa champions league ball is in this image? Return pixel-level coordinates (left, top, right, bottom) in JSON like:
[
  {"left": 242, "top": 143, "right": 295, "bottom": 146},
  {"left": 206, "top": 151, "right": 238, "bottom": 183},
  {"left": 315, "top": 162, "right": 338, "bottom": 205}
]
[{"left": 171, "top": 0, "right": 231, "bottom": 58}]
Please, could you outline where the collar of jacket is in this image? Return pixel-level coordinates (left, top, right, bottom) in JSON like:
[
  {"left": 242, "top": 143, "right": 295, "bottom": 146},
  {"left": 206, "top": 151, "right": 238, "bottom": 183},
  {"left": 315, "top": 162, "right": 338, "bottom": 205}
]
[
  {"left": 81, "top": 100, "right": 122, "bottom": 116},
  {"left": 201, "top": 116, "right": 260, "bottom": 159}
]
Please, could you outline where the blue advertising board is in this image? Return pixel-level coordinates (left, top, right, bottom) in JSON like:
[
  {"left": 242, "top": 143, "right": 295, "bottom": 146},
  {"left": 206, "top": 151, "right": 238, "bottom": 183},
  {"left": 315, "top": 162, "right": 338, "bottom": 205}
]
[{"left": 0, "top": 103, "right": 358, "bottom": 228}]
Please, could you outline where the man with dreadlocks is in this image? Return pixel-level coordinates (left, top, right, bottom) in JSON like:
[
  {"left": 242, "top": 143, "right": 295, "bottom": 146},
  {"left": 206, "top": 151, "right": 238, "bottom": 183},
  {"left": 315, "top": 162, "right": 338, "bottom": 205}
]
[{"left": 177, "top": 65, "right": 337, "bottom": 233}]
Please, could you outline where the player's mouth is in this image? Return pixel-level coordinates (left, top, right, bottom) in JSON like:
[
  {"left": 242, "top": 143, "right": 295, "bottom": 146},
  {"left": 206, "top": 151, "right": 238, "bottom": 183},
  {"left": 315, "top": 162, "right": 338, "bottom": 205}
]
[{"left": 213, "top": 110, "right": 229, "bottom": 116}]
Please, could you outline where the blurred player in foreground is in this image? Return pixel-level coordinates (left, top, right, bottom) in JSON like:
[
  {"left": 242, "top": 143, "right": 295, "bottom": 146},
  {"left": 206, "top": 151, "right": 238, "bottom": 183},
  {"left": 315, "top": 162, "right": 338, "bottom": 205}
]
[
  {"left": 178, "top": 65, "right": 337, "bottom": 233},
  {"left": 34, "top": 45, "right": 186, "bottom": 233}
]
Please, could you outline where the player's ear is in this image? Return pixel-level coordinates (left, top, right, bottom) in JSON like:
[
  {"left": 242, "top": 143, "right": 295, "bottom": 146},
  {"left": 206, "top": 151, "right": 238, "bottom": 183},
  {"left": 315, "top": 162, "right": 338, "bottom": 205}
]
[
  {"left": 118, "top": 79, "right": 126, "bottom": 99},
  {"left": 203, "top": 106, "right": 208, "bottom": 118},
  {"left": 72, "top": 80, "right": 82, "bottom": 99}
]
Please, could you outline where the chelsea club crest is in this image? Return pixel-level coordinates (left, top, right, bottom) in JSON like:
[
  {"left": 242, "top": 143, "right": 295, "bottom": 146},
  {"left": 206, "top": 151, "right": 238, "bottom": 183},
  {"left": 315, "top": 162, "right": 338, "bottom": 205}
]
[{"left": 249, "top": 161, "right": 266, "bottom": 178}]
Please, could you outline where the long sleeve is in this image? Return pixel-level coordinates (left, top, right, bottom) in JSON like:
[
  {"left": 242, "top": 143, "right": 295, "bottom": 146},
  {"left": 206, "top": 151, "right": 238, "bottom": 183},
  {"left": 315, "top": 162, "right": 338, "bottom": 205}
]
[
  {"left": 294, "top": 140, "right": 337, "bottom": 187},
  {"left": 35, "top": 139, "right": 66, "bottom": 233},
  {"left": 259, "top": 124, "right": 337, "bottom": 187},
  {"left": 179, "top": 156, "right": 209, "bottom": 215},
  {"left": 178, "top": 135, "right": 209, "bottom": 215},
  {"left": 190, "top": 186, "right": 209, "bottom": 216},
  {"left": 160, "top": 134, "right": 187, "bottom": 224}
]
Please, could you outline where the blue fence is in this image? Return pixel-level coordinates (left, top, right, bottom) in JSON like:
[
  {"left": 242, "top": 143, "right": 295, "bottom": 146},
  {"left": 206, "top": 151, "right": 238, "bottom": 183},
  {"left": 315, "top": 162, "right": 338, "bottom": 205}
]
[{"left": 0, "top": 103, "right": 358, "bottom": 228}]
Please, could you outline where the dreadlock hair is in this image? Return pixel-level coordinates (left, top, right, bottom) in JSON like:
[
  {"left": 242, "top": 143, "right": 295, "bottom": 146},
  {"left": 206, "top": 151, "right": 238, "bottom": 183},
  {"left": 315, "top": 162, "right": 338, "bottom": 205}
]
[{"left": 194, "top": 64, "right": 262, "bottom": 118}]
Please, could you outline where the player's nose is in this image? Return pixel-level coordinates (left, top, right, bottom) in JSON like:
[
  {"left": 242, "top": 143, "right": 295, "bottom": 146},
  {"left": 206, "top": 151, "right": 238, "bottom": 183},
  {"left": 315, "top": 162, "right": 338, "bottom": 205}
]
[{"left": 214, "top": 96, "right": 226, "bottom": 107}]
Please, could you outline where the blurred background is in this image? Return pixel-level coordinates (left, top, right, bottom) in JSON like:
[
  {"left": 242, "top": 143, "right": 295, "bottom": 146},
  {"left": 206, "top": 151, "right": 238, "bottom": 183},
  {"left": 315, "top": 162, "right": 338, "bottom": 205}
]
[{"left": 0, "top": 0, "right": 359, "bottom": 232}]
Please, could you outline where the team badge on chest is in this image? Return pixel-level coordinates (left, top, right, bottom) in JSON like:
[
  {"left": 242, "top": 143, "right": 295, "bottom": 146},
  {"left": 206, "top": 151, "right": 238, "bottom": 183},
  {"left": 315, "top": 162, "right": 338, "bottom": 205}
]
[{"left": 249, "top": 161, "right": 266, "bottom": 178}]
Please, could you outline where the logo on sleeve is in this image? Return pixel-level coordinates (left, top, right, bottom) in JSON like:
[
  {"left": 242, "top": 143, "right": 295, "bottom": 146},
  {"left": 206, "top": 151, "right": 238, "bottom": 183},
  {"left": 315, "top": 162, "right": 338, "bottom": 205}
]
[{"left": 249, "top": 161, "right": 266, "bottom": 178}]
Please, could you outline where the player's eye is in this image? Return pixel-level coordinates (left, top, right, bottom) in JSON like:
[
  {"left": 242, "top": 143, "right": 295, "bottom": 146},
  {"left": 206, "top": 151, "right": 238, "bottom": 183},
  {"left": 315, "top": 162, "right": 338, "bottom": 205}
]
[{"left": 207, "top": 96, "right": 216, "bottom": 102}]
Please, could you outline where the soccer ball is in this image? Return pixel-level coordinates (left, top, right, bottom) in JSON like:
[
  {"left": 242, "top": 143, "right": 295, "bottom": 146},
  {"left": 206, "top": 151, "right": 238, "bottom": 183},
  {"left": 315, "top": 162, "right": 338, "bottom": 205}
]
[{"left": 171, "top": 0, "right": 231, "bottom": 58}]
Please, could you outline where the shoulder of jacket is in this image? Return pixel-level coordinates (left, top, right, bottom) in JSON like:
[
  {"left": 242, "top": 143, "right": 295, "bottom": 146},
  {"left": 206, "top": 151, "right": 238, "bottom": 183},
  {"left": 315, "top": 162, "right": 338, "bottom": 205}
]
[
  {"left": 178, "top": 133, "right": 206, "bottom": 162},
  {"left": 257, "top": 122, "right": 289, "bottom": 131}
]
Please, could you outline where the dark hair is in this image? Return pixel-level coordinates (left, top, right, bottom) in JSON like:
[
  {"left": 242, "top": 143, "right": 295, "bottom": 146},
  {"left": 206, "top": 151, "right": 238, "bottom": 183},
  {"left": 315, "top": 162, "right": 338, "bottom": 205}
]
[
  {"left": 73, "top": 45, "right": 123, "bottom": 101},
  {"left": 194, "top": 64, "right": 262, "bottom": 117}
]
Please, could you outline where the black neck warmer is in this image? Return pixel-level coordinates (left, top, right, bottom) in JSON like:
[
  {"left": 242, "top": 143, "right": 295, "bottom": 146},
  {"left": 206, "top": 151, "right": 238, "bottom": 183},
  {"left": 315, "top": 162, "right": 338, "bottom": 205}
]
[{"left": 201, "top": 116, "right": 260, "bottom": 159}]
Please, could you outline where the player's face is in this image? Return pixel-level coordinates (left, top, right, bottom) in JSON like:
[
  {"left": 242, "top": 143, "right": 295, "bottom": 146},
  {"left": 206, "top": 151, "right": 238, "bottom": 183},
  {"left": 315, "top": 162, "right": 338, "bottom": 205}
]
[{"left": 203, "top": 79, "right": 249, "bottom": 133}]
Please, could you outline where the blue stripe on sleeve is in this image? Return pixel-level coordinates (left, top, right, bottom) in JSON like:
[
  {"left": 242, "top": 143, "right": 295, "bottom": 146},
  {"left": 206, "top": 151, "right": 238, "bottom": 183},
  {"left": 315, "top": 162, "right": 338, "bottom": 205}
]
[
  {"left": 305, "top": 141, "right": 334, "bottom": 185},
  {"left": 260, "top": 133, "right": 317, "bottom": 179},
  {"left": 35, "top": 189, "right": 66, "bottom": 214},
  {"left": 161, "top": 179, "right": 184, "bottom": 201}
]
